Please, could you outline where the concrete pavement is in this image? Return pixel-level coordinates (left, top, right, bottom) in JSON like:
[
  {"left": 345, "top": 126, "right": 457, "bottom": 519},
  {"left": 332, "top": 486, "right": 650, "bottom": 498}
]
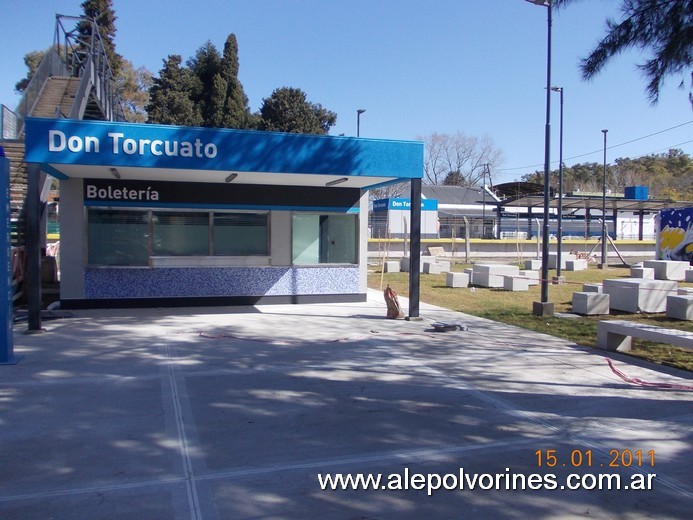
[{"left": 1, "top": 289, "right": 691, "bottom": 519}]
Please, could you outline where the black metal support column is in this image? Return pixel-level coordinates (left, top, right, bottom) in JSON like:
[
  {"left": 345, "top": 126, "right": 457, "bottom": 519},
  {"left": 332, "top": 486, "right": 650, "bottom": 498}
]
[
  {"left": 638, "top": 210, "right": 644, "bottom": 241},
  {"left": 408, "top": 178, "right": 422, "bottom": 319},
  {"left": 26, "top": 163, "right": 42, "bottom": 332}
]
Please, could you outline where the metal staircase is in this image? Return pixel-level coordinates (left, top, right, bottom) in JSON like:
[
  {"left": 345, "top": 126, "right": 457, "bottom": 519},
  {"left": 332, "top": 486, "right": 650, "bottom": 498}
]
[
  {"left": 0, "top": 14, "right": 126, "bottom": 249},
  {"left": 1, "top": 14, "right": 126, "bottom": 306}
]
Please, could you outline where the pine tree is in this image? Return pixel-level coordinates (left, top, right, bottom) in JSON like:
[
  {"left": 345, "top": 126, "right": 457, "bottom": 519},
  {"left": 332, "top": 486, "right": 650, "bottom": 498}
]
[
  {"left": 219, "top": 34, "right": 252, "bottom": 128},
  {"left": 556, "top": 0, "right": 693, "bottom": 105},
  {"left": 78, "top": 0, "right": 123, "bottom": 79},
  {"left": 187, "top": 41, "right": 223, "bottom": 127},
  {"left": 259, "top": 87, "right": 337, "bottom": 134},
  {"left": 146, "top": 55, "right": 202, "bottom": 127}
]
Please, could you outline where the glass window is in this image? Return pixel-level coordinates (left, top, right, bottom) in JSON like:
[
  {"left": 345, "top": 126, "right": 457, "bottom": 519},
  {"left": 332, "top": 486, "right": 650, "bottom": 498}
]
[
  {"left": 292, "top": 214, "right": 357, "bottom": 265},
  {"left": 88, "top": 209, "right": 149, "bottom": 266},
  {"left": 152, "top": 211, "right": 209, "bottom": 256},
  {"left": 213, "top": 213, "right": 268, "bottom": 256}
]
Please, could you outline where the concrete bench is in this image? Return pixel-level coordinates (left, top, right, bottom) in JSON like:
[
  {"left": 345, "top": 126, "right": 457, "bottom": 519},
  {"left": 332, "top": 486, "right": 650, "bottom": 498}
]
[
  {"left": 643, "top": 260, "right": 689, "bottom": 281},
  {"left": 602, "top": 278, "right": 678, "bottom": 313},
  {"left": 666, "top": 295, "right": 693, "bottom": 321},
  {"left": 446, "top": 272, "right": 470, "bottom": 288},
  {"left": 597, "top": 320, "right": 693, "bottom": 352},
  {"left": 518, "top": 270, "right": 539, "bottom": 285},
  {"left": 572, "top": 292, "right": 610, "bottom": 315},
  {"left": 503, "top": 275, "right": 528, "bottom": 292},
  {"left": 473, "top": 264, "right": 520, "bottom": 288}
]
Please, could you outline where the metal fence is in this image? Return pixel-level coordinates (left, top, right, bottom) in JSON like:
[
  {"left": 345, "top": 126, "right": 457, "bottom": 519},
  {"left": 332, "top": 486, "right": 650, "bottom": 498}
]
[{"left": 368, "top": 213, "right": 656, "bottom": 241}]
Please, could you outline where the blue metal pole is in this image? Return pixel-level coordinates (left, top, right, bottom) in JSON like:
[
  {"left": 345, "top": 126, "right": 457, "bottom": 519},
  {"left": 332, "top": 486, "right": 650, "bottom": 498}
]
[{"left": 1, "top": 151, "right": 18, "bottom": 364}]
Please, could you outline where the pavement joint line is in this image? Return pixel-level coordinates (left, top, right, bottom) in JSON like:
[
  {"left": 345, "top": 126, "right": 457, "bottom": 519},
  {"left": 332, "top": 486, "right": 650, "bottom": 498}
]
[
  {"left": 0, "top": 475, "right": 188, "bottom": 503},
  {"left": 190, "top": 437, "right": 546, "bottom": 482},
  {"left": 164, "top": 336, "right": 203, "bottom": 520}
]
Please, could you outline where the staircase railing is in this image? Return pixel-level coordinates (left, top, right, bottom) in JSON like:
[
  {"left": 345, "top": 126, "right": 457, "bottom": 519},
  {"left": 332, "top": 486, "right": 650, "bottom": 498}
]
[
  {"left": 13, "top": 48, "right": 67, "bottom": 138},
  {"left": 54, "top": 14, "right": 125, "bottom": 123},
  {"left": 12, "top": 13, "right": 126, "bottom": 138}
]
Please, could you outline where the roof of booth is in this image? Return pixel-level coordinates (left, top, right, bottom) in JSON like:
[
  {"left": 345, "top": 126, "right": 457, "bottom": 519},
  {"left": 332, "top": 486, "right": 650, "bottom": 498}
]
[{"left": 24, "top": 118, "right": 423, "bottom": 190}]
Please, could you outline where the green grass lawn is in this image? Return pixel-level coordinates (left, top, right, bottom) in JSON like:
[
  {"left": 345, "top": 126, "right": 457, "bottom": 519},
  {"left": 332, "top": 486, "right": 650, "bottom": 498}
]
[{"left": 368, "top": 261, "right": 693, "bottom": 372}]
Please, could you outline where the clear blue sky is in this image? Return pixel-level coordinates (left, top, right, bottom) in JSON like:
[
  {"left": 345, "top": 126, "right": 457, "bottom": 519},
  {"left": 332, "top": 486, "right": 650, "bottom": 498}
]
[{"left": 1, "top": 0, "right": 691, "bottom": 184}]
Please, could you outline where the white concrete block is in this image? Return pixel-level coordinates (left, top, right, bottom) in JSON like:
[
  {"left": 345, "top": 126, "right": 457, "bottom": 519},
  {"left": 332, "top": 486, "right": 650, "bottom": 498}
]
[
  {"left": 473, "top": 264, "right": 520, "bottom": 276},
  {"left": 603, "top": 278, "right": 678, "bottom": 313},
  {"left": 666, "top": 295, "right": 693, "bottom": 321},
  {"left": 401, "top": 257, "right": 433, "bottom": 273},
  {"left": 474, "top": 272, "right": 505, "bottom": 288},
  {"left": 549, "top": 253, "right": 577, "bottom": 269},
  {"left": 464, "top": 268, "right": 474, "bottom": 285},
  {"left": 643, "top": 260, "right": 689, "bottom": 281},
  {"left": 630, "top": 267, "right": 655, "bottom": 279},
  {"left": 524, "top": 259, "right": 541, "bottom": 270},
  {"left": 436, "top": 261, "right": 451, "bottom": 272},
  {"left": 446, "top": 272, "right": 470, "bottom": 288},
  {"left": 565, "top": 259, "right": 588, "bottom": 271},
  {"left": 423, "top": 262, "right": 442, "bottom": 274},
  {"left": 519, "top": 270, "right": 539, "bottom": 285},
  {"left": 384, "top": 261, "right": 400, "bottom": 273},
  {"left": 582, "top": 283, "right": 602, "bottom": 293},
  {"left": 503, "top": 275, "right": 528, "bottom": 292},
  {"left": 572, "top": 292, "right": 610, "bottom": 315}
]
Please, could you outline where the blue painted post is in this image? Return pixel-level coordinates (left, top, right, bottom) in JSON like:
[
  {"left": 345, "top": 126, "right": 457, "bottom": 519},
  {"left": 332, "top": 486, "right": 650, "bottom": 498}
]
[{"left": 0, "top": 149, "right": 18, "bottom": 364}]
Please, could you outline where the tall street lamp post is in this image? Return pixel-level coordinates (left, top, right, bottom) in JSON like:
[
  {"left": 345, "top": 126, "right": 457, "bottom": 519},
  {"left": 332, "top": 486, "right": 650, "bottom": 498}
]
[
  {"left": 527, "top": 0, "right": 553, "bottom": 316},
  {"left": 601, "top": 128, "right": 608, "bottom": 267},
  {"left": 551, "top": 86, "right": 564, "bottom": 279},
  {"left": 357, "top": 109, "right": 366, "bottom": 137}
]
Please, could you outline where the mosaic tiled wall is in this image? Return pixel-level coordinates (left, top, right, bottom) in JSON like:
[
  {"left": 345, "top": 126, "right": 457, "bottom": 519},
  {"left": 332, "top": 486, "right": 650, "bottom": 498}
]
[{"left": 84, "top": 266, "right": 360, "bottom": 298}]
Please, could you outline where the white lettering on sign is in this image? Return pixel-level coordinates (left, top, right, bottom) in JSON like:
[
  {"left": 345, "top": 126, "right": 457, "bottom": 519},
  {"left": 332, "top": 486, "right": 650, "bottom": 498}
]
[
  {"left": 86, "top": 184, "right": 160, "bottom": 201},
  {"left": 49, "top": 130, "right": 100, "bottom": 153},
  {"left": 46, "top": 129, "right": 218, "bottom": 159},
  {"left": 107, "top": 132, "right": 217, "bottom": 158}
]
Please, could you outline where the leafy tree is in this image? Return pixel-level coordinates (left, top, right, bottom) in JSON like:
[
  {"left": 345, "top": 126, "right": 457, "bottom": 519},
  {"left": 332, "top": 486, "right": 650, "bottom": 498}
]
[
  {"left": 369, "top": 182, "right": 409, "bottom": 201},
  {"left": 419, "top": 132, "right": 503, "bottom": 186},
  {"left": 259, "top": 87, "right": 337, "bottom": 134},
  {"left": 146, "top": 55, "right": 203, "bottom": 126},
  {"left": 521, "top": 150, "right": 693, "bottom": 199},
  {"left": 118, "top": 60, "right": 152, "bottom": 123},
  {"left": 556, "top": 0, "right": 693, "bottom": 105},
  {"left": 14, "top": 50, "right": 46, "bottom": 94}
]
